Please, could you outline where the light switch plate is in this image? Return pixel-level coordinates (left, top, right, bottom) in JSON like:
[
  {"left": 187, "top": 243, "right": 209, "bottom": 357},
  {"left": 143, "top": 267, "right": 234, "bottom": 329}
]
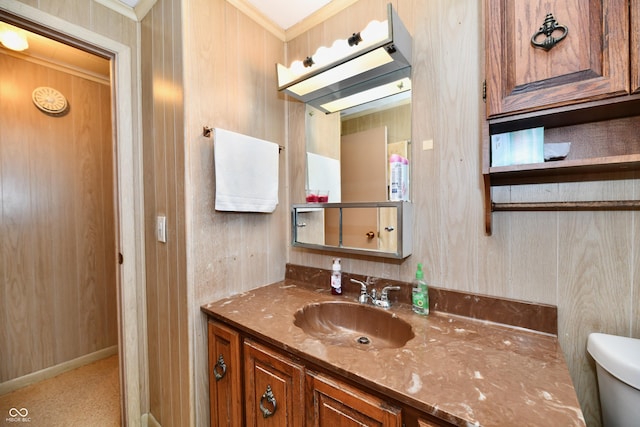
[{"left": 157, "top": 215, "right": 167, "bottom": 243}]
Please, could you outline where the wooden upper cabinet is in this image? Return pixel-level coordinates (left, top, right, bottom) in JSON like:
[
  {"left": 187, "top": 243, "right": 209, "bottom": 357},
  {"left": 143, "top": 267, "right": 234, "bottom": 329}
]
[{"left": 485, "top": 0, "right": 631, "bottom": 117}]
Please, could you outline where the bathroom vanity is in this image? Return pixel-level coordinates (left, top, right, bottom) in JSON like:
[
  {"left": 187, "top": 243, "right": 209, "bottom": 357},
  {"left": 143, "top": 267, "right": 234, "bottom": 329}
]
[{"left": 201, "top": 265, "right": 585, "bottom": 426}]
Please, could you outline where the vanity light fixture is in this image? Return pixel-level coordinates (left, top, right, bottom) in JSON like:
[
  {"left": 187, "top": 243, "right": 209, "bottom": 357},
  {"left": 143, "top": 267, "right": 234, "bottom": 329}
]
[
  {"left": 276, "top": 3, "right": 412, "bottom": 114},
  {"left": 319, "top": 72, "right": 411, "bottom": 113},
  {"left": 0, "top": 22, "right": 29, "bottom": 52}
]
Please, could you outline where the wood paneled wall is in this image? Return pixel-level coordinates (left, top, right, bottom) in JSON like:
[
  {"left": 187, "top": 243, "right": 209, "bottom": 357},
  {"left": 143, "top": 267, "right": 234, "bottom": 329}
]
[
  {"left": 141, "top": 0, "right": 188, "bottom": 425},
  {"left": 0, "top": 53, "right": 117, "bottom": 381},
  {"left": 142, "top": 0, "right": 287, "bottom": 425},
  {"left": 287, "top": 2, "right": 640, "bottom": 427},
  {"left": 185, "top": 0, "right": 288, "bottom": 423}
]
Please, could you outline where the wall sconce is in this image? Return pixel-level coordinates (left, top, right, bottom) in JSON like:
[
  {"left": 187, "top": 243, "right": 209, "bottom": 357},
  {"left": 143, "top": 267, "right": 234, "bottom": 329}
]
[
  {"left": 0, "top": 22, "right": 29, "bottom": 52},
  {"left": 276, "top": 3, "right": 412, "bottom": 114}
]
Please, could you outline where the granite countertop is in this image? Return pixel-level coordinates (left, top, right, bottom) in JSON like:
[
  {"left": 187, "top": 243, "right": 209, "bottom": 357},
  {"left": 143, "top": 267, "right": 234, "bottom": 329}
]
[{"left": 201, "top": 279, "right": 585, "bottom": 426}]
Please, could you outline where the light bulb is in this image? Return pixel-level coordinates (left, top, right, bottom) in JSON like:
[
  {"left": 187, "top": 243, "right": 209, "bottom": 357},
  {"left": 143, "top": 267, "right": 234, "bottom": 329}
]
[{"left": 0, "top": 24, "right": 28, "bottom": 52}]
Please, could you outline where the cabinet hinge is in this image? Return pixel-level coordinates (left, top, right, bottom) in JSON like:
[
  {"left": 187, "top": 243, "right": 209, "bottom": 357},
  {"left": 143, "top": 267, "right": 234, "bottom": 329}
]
[{"left": 482, "top": 80, "right": 486, "bottom": 102}]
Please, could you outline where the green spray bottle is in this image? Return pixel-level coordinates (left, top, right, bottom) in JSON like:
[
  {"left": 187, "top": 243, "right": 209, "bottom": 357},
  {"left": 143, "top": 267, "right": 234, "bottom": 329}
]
[{"left": 412, "top": 263, "right": 429, "bottom": 315}]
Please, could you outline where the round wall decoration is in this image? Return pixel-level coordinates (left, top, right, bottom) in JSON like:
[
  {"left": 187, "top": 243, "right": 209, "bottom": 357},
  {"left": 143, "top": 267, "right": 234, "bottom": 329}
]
[{"left": 32, "top": 86, "right": 69, "bottom": 115}]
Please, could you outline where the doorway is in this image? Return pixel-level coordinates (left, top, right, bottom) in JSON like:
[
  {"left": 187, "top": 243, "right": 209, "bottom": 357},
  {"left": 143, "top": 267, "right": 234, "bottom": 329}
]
[
  {"left": 0, "top": 22, "right": 120, "bottom": 425},
  {"left": 0, "top": 4, "right": 144, "bottom": 425}
]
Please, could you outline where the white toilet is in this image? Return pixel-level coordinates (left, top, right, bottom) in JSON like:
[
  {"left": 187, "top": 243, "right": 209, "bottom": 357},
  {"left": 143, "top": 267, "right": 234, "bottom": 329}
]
[{"left": 587, "top": 333, "right": 640, "bottom": 427}]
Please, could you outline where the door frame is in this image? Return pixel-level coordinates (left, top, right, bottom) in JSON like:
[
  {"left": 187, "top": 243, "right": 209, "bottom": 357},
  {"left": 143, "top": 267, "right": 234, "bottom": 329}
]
[{"left": 0, "top": 1, "right": 146, "bottom": 425}]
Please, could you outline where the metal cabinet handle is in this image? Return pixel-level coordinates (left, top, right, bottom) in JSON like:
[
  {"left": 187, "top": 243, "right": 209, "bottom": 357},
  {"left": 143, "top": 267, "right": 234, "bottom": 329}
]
[
  {"left": 366, "top": 231, "right": 375, "bottom": 239},
  {"left": 259, "top": 385, "right": 277, "bottom": 418},
  {"left": 213, "top": 354, "right": 227, "bottom": 381},
  {"left": 531, "top": 13, "right": 568, "bottom": 51}
]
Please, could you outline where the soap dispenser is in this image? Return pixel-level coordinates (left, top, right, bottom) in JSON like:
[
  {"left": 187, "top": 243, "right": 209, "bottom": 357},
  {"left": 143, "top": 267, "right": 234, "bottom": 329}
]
[
  {"left": 412, "top": 263, "right": 429, "bottom": 315},
  {"left": 331, "top": 258, "right": 342, "bottom": 295}
]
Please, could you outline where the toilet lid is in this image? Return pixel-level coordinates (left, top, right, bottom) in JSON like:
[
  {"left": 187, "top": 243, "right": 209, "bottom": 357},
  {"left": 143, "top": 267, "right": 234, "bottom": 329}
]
[{"left": 587, "top": 333, "right": 640, "bottom": 389}]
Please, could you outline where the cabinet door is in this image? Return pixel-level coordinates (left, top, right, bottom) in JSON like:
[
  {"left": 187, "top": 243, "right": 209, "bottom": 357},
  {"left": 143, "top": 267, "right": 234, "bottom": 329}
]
[
  {"left": 632, "top": 0, "right": 640, "bottom": 94},
  {"left": 486, "top": 0, "right": 630, "bottom": 117},
  {"left": 208, "top": 321, "right": 243, "bottom": 427},
  {"left": 306, "top": 371, "right": 402, "bottom": 427},
  {"left": 243, "top": 339, "right": 305, "bottom": 426}
]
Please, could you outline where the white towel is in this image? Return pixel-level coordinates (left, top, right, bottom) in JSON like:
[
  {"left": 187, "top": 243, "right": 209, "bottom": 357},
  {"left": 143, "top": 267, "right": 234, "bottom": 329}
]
[{"left": 213, "top": 128, "right": 279, "bottom": 213}]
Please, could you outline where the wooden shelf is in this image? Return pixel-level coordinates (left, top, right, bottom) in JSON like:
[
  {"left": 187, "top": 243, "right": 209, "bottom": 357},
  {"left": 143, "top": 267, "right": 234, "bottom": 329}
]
[
  {"left": 488, "top": 154, "right": 640, "bottom": 186},
  {"left": 488, "top": 95, "right": 640, "bottom": 135}
]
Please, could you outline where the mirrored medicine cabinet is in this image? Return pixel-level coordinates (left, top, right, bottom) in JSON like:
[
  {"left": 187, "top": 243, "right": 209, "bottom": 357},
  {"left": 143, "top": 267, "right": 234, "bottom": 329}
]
[
  {"left": 282, "top": 3, "right": 414, "bottom": 258},
  {"left": 292, "top": 201, "right": 412, "bottom": 259}
]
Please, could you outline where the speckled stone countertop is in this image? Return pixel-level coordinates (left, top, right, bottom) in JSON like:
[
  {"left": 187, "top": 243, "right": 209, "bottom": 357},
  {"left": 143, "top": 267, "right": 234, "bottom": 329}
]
[{"left": 201, "top": 271, "right": 585, "bottom": 426}]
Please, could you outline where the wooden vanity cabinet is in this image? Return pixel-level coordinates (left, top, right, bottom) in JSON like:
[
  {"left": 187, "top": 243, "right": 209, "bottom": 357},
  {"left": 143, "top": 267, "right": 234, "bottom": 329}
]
[
  {"left": 207, "top": 320, "right": 454, "bottom": 426},
  {"left": 243, "top": 339, "right": 305, "bottom": 426},
  {"left": 207, "top": 320, "right": 243, "bottom": 427},
  {"left": 306, "top": 371, "right": 401, "bottom": 426}
]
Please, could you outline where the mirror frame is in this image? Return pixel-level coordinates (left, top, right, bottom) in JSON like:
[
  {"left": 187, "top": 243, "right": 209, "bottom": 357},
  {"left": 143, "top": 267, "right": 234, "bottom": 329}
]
[{"left": 291, "top": 201, "right": 412, "bottom": 259}]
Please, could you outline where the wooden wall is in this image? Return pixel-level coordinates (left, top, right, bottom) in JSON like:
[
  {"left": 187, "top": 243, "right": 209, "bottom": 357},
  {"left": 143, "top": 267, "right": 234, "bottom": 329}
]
[
  {"left": 185, "top": 0, "right": 288, "bottom": 423},
  {"left": 0, "top": 53, "right": 117, "bottom": 381},
  {"left": 142, "top": 0, "right": 287, "bottom": 425},
  {"left": 140, "top": 0, "right": 188, "bottom": 425},
  {"left": 287, "top": 1, "right": 640, "bottom": 427}
]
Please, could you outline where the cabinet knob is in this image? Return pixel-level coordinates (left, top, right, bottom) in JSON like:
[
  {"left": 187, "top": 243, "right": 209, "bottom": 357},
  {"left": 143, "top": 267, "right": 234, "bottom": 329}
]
[
  {"left": 531, "top": 13, "right": 568, "bottom": 51},
  {"left": 366, "top": 231, "right": 375, "bottom": 239},
  {"left": 259, "top": 384, "right": 277, "bottom": 418},
  {"left": 213, "top": 354, "right": 227, "bottom": 381}
]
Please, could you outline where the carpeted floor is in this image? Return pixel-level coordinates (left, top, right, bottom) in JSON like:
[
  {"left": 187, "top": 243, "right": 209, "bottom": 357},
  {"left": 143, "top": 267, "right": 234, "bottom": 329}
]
[{"left": 0, "top": 355, "right": 121, "bottom": 427}]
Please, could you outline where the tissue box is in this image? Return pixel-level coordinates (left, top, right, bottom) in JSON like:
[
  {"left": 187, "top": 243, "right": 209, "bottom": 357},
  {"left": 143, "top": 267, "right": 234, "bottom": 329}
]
[{"left": 491, "top": 127, "right": 544, "bottom": 167}]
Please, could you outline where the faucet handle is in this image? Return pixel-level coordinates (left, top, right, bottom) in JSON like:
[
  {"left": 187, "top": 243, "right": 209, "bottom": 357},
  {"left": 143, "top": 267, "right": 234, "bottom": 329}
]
[
  {"left": 375, "top": 285, "right": 401, "bottom": 309},
  {"left": 349, "top": 278, "right": 369, "bottom": 292},
  {"left": 380, "top": 285, "right": 401, "bottom": 299},
  {"left": 350, "top": 278, "right": 372, "bottom": 304}
]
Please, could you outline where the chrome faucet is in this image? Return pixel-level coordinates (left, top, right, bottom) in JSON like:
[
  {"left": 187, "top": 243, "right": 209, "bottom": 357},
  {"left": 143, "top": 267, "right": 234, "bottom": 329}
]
[
  {"left": 349, "top": 279, "right": 401, "bottom": 309},
  {"left": 350, "top": 277, "right": 373, "bottom": 304}
]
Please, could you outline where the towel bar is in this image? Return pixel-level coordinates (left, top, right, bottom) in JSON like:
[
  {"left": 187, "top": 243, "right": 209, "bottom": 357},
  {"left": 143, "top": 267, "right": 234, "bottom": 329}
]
[{"left": 203, "top": 126, "right": 284, "bottom": 152}]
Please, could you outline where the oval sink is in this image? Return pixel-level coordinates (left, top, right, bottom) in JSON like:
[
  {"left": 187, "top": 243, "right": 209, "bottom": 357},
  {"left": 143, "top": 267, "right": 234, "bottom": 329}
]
[{"left": 293, "top": 301, "right": 414, "bottom": 349}]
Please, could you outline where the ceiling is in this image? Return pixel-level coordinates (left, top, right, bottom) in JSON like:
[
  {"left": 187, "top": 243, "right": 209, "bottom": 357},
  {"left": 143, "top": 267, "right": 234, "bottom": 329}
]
[
  {"left": 0, "top": 0, "right": 337, "bottom": 79},
  {"left": 111, "top": 0, "right": 333, "bottom": 29},
  {"left": 244, "top": 0, "right": 332, "bottom": 30}
]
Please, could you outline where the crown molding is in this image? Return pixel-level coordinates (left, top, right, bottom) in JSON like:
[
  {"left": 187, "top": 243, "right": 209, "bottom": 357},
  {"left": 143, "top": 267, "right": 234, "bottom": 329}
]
[
  {"left": 226, "top": 0, "right": 286, "bottom": 41},
  {"left": 93, "top": 0, "right": 156, "bottom": 22},
  {"left": 228, "top": 0, "right": 357, "bottom": 42},
  {"left": 284, "top": 0, "right": 358, "bottom": 40}
]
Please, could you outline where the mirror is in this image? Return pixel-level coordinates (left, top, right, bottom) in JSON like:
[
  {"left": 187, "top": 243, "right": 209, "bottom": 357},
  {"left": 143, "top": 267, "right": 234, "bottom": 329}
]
[
  {"left": 305, "top": 85, "right": 412, "bottom": 204},
  {"left": 292, "top": 202, "right": 412, "bottom": 259}
]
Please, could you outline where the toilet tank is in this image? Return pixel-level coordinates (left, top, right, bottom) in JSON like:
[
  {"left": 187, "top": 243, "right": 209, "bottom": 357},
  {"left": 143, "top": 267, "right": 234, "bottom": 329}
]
[{"left": 587, "top": 333, "right": 640, "bottom": 427}]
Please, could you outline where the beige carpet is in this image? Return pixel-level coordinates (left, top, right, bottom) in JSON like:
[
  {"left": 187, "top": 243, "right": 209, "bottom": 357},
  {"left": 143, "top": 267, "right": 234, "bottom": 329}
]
[{"left": 0, "top": 355, "right": 121, "bottom": 427}]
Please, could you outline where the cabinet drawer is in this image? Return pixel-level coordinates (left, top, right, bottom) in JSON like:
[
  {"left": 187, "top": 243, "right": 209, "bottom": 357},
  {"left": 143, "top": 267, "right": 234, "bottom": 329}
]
[{"left": 306, "top": 370, "right": 402, "bottom": 427}]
